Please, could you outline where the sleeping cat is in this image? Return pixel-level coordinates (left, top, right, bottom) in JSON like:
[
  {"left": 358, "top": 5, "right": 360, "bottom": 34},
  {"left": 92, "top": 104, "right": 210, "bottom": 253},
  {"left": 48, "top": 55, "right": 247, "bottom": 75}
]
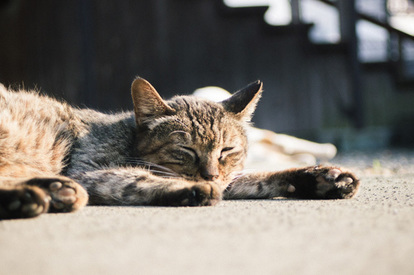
[{"left": 0, "top": 77, "right": 360, "bottom": 219}]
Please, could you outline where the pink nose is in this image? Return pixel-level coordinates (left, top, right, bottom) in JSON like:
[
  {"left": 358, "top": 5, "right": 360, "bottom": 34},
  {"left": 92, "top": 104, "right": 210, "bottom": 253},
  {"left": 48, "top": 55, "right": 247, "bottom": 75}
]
[
  {"left": 200, "top": 167, "right": 219, "bottom": 181},
  {"left": 201, "top": 173, "right": 219, "bottom": 181}
]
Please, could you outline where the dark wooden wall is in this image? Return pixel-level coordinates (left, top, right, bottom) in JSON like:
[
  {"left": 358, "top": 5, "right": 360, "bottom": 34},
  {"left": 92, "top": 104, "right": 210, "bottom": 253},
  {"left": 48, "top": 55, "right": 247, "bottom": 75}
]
[{"left": 3, "top": 0, "right": 408, "bottom": 140}]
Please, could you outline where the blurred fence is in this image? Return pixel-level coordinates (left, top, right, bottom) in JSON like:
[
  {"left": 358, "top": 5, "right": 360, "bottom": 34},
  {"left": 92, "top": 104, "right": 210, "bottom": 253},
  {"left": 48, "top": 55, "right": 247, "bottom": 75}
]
[{"left": 1, "top": 0, "right": 414, "bottom": 147}]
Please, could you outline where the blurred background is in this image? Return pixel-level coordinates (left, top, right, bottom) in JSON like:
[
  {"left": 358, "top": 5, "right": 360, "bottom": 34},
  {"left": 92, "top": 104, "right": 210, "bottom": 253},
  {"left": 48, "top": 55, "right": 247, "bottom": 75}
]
[{"left": 1, "top": 0, "right": 414, "bottom": 150}]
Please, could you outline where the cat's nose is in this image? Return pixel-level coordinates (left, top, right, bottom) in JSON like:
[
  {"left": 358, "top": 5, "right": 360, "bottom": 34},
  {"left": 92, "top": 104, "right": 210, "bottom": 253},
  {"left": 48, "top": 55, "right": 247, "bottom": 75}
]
[
  {"left": 200, "top": 167, "right": 219, "bottom": 181},
  {"left": 201, "top": 173, "right": 219, "bottom": 181}
]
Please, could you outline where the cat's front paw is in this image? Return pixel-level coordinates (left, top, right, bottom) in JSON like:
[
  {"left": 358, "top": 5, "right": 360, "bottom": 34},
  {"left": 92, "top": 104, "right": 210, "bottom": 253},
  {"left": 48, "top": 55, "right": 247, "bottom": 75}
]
[
  {"left": 188, "top": 183, "right": 222, "bottom": 206},
  {"left": 0, "top": 186, "right": 49, "bottom": 219},
  {"left": 292, "top": 166, "right": 360, "bottom": 199},
  {"left": 26, "top": 177, "right": 88, "bottom": 212},
  {"left": 165, "top": 183, "right": 222, "bottom": 207}
]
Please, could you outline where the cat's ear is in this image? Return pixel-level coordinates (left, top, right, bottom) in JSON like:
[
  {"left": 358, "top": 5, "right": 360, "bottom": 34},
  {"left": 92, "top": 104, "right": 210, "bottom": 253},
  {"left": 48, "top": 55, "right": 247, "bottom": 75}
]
[
  {"left": 131, "top": 77, "right": 175, "bottom": 125},
  {"left": 221, "top": 80, "right": 263, "bottom": 121}
]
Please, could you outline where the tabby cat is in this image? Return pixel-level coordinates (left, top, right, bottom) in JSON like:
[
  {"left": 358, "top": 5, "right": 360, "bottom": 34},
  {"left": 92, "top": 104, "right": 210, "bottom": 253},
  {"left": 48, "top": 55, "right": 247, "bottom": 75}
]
[{"left": 0, "top": 78, "right": 360, "bottom": 219}]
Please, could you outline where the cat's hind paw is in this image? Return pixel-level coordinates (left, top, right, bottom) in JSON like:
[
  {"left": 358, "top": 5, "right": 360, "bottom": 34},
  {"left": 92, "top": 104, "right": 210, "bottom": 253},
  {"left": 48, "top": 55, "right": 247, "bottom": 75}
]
[
  {"left": 26, "top": 177, "right": 88, "bottom": 213},
  {"left": 0, "top": 186, "right": 49, "bottom": 219}
]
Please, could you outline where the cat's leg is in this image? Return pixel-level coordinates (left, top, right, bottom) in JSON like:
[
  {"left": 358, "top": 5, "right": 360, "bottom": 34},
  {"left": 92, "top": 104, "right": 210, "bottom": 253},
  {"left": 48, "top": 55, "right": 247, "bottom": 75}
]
[
  {"left": 224, "top": 165, "right": 360, "bottom": 200},
  {"left": 0, "top": 176, "right": 88, "bottom": 219},
  {"left": 70, "top": 168, "right": 221, "bottom": 206}
]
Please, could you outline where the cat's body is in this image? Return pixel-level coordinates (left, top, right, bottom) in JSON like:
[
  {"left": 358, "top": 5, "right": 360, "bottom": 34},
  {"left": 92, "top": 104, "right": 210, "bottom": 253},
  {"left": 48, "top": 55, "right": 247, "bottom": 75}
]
[{"left": 0, "top": 78, "right": 360, "bottom": 219}]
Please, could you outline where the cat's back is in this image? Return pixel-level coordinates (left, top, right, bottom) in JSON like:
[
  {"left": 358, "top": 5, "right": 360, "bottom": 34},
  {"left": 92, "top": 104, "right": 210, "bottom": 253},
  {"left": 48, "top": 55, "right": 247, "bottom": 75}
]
[
  {"left": 1, "top": 84, "right": 74, "bottom": 123},
  {"left": 0, "top": 84, "right": 83, "bottom": 177}
]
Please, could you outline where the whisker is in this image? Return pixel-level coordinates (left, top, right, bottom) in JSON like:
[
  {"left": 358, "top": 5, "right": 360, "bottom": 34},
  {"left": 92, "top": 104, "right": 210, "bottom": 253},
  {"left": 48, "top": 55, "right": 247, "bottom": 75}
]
[
  {"left": 123, "top": 158, "right": 180, "bottom": 177},
  {"left": 150, "top": 170, "right": 182, "bottom": 179}
]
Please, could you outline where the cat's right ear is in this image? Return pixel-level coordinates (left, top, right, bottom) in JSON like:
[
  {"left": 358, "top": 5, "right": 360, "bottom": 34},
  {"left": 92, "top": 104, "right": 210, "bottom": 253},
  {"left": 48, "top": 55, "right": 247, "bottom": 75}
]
[{"left": 131, "top": 77, "right": 176, "bottom": 125}]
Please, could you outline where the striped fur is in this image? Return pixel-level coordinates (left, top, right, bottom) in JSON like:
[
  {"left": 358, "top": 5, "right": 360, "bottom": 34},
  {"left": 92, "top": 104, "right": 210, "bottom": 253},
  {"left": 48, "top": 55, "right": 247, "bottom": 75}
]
[{"left": 0, "top": 78, "right": 359, "bottom": 219}]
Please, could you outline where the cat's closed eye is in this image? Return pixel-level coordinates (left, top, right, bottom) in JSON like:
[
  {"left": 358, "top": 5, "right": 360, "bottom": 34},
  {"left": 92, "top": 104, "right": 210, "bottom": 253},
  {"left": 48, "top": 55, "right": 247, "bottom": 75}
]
[
  {"left": 219, "top": 147, "right": 236, "bottom": 161},
  {"left": 177, "top": 146, "right": 199, "bottom": 163},
  {"left": 221, "top": 147, "right": 234, "bottom": 153}
]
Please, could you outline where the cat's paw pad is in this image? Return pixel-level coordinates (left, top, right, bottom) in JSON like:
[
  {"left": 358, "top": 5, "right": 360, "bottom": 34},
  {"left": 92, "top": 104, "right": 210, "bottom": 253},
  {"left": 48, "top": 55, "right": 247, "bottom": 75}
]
[
  {"left": 48, "top": 180, "right": 88, "bottom": 212},
  {"left": 26, "top": 177, "right": 88, "bottom": 213},
  {"left": 0, "top": 186, "right": 49, "bottom": 219},
  {"left": 308, "top": 166, "right": 360, "bottom": 199}
]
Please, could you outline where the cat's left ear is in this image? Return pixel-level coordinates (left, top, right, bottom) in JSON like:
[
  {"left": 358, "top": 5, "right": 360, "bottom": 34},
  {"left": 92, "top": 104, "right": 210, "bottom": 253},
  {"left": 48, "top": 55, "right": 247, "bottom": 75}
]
[
  {"left": 131, "top": 77, "right": 176, "bottom": 125},
  {"left": 221, "top": 80, "right": 263, "bottom": 121}
]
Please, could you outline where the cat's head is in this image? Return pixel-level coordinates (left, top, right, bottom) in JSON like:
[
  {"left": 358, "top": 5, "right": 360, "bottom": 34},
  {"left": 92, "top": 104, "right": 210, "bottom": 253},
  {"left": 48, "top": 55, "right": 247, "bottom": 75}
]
[{"left": 131, "top": 77, "right": 262, "bottom": 189}]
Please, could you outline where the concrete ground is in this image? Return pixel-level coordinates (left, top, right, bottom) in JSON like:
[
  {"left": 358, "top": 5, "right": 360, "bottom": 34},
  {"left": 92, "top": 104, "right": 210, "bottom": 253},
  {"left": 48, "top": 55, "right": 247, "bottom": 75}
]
[{"left": 1, "top": 150, "right": 413, "bottom": 275}]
